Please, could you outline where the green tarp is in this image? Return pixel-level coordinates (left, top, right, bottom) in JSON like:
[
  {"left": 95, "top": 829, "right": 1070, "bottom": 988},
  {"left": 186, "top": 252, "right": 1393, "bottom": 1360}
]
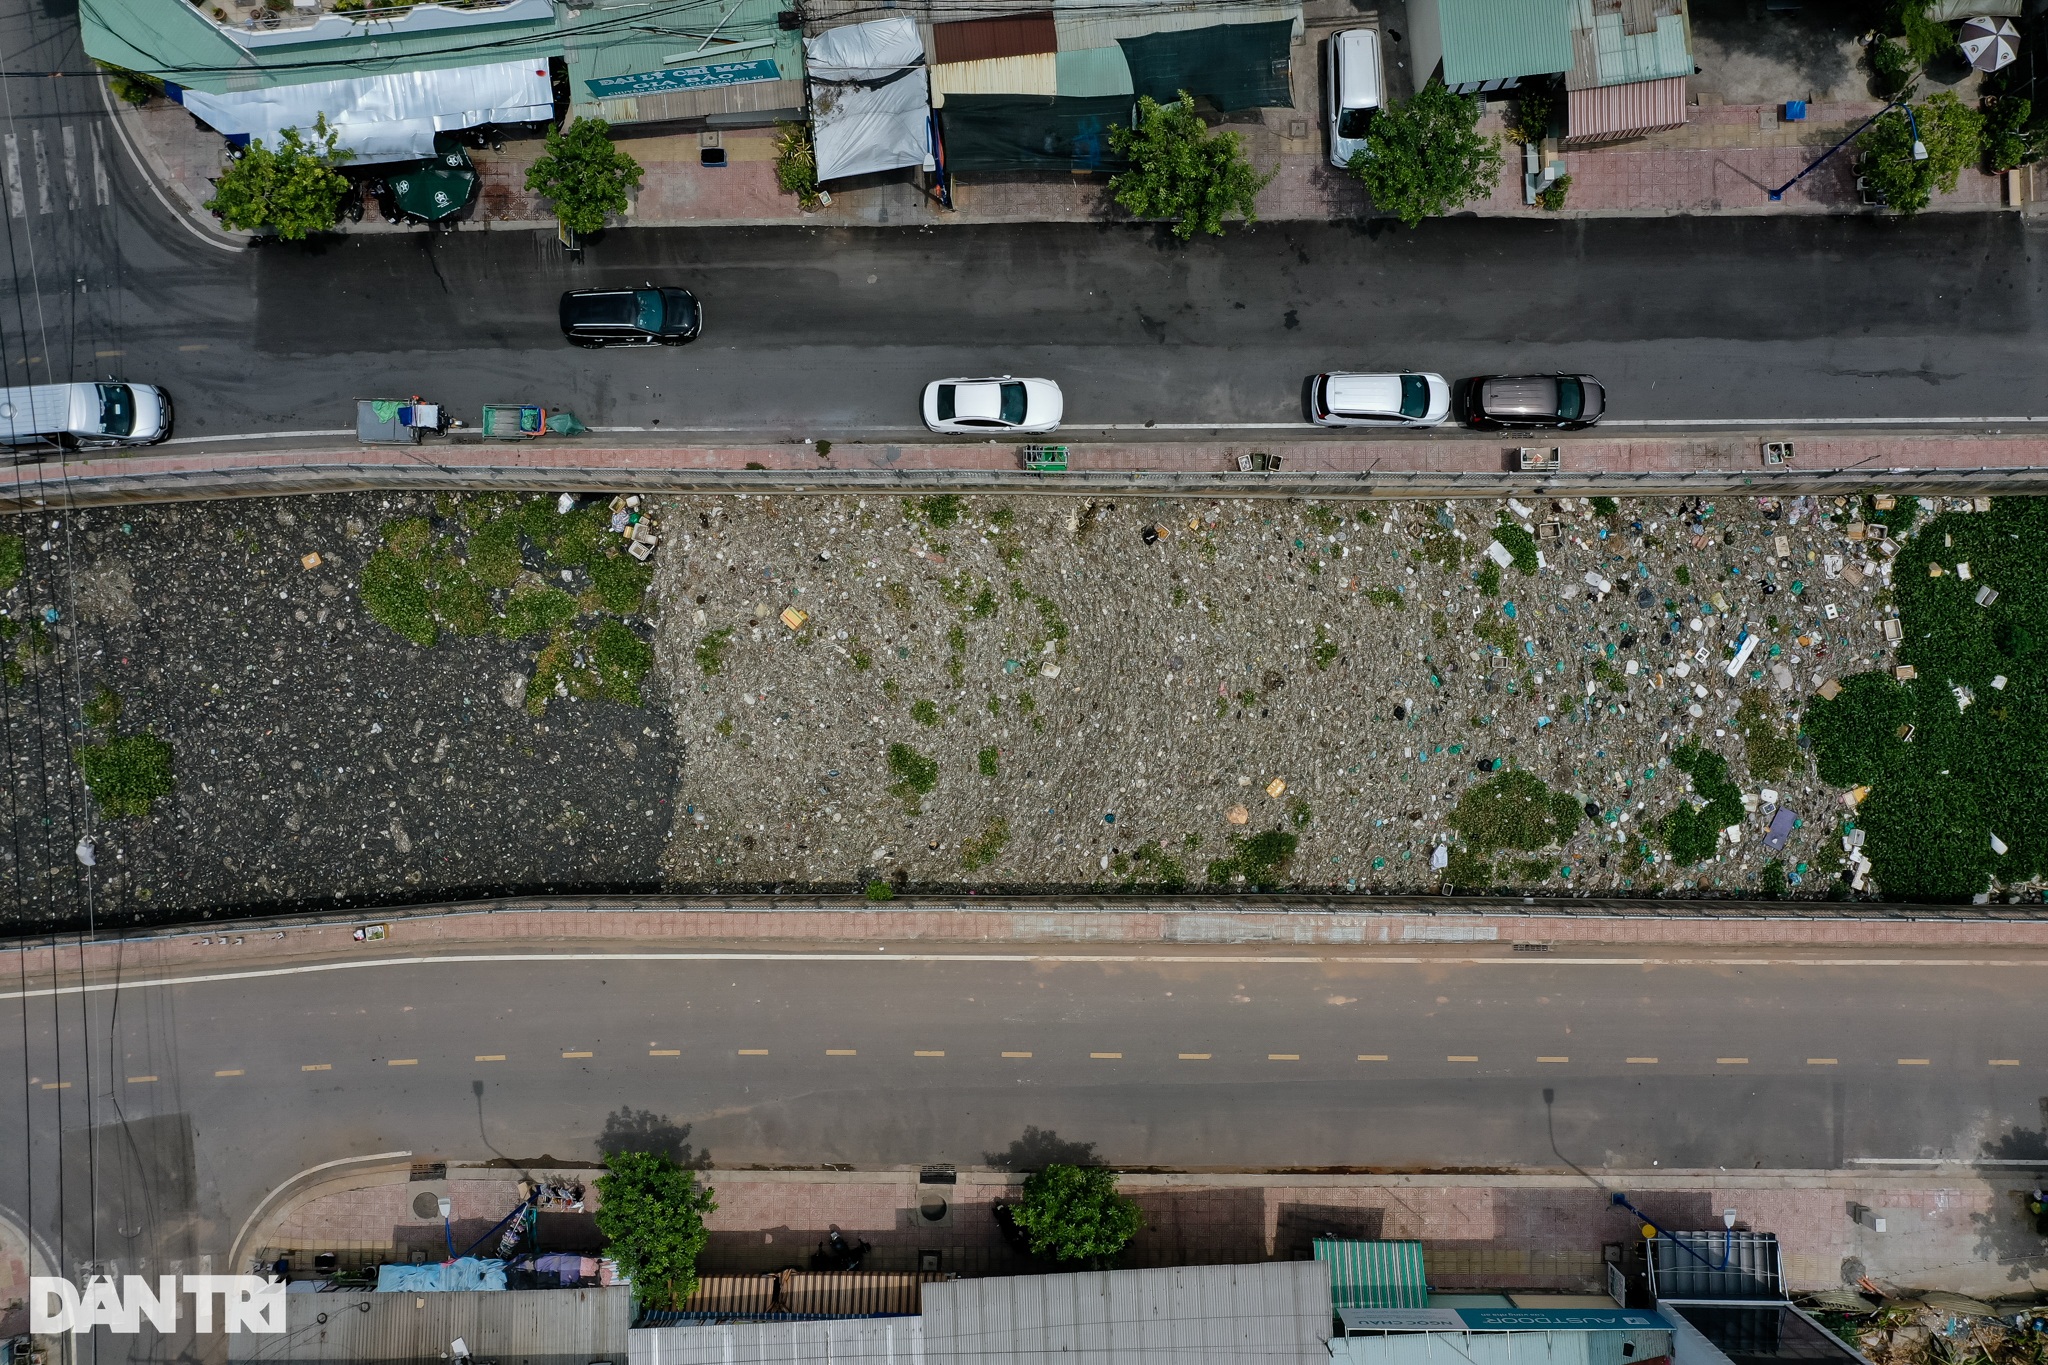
[
  {"left": 940, "top": 95, "right": 1132, "bottom": 175},
  {"left": 1314, "top": 1238, "right": 1429, "bottom": 1310},
  {"left": 1118, "top": 19, "right": 1295, "bottom": 113}
]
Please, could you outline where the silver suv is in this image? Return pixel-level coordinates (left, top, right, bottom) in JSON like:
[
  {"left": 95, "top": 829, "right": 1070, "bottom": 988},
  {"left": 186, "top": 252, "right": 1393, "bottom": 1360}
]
[{"left": 1464, "top": 374, "right": 1605, "bottom": 430}]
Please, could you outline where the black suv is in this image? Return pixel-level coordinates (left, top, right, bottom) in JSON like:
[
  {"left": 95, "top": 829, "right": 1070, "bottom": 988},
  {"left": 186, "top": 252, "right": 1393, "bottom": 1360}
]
[
  {"left": 559, "top": 286, "right": 702, "bottom": 347},
  {"left": 1464, "top": 373, "right": 1605, "bottom": 430}
]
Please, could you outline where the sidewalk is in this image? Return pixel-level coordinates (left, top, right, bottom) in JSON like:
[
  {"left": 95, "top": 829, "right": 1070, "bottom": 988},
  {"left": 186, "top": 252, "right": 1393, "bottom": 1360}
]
[
  {"left": 11, "top": 897, "right": 2048, "bottom": 1000},
  {"left": 111, "top": 77, "right": 2016, "bottom": 246},
  {"left": 244, "top": 1158, "right": 2048, "bottom": 1299},
  {"left": 8, "top": 428, "right": 2048, "bottom": 509}
]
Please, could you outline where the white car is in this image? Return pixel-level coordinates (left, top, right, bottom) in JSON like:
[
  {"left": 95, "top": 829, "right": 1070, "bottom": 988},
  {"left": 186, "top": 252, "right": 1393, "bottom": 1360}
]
[
  {"left": 1327, "top": 27, "right": 1384, "bottom": 169},
  {"left": 1309, "top": 371, "right": 1451, "bottom": 427},
  {"left": 921, "top": 376, "right": 1063, "bottom": 434}
]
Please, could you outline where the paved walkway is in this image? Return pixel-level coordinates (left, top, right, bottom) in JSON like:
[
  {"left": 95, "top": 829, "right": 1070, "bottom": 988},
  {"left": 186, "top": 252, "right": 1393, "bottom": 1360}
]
[
  {"left": 246, "top": 1159, "right": 2048, "bottom": 1298},
  {"left": 8, "top": 430, "right": 2048, "bottom": 508},
  {"left": 112, "top": 66, "right": 2016, "bottom": 247},
  {"left": 10, "top": 897, "right": 2048, "bottom": 999}
]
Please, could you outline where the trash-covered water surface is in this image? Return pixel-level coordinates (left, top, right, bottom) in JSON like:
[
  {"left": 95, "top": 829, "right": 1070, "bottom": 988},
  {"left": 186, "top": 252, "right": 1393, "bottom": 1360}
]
[{"left": 652, "top": 491, "right": 1963, "bottom": 899}]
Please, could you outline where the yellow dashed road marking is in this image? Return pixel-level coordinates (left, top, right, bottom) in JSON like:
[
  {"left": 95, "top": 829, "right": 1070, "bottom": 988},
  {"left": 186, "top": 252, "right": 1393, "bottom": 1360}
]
[
  {"left": 1269, "top": 1053, "right": 1300, "bottom": 1061},
  {"left": 737, "top": 1049, "right": 769, "bottom": 1056},
  {"left": 1897, "top": 1058, "right": 1930, "bottom": 1066},
  {"left": 388, "top": 1058, "right": 418, "bottom": 1066},
  {"left": 826, "top": 1049, "right": 856, "bottom": 1056},
  {"left": 561, "top": 1051, "right": 592, "bottom": 1059},
  {"left": 41, "top": 1081, "right": 69, "bottom": 1090},
  {"left": 1180, "top": 1053, "right": 1211, "bottom": 1060},
  {"left": 650, "top": 1050, "right": 680, "bottom": 1057},
  {"left": 1718, "top": 1058, "right": 1749, "bottom": 1065},
  {"left": 1356, "top": 1054, "right": 1386, "bottom": 1062},
  {"left": 301, "top": 1064, "right": 331, "bottom": 1072},
  {"left": 1990, "top": 1059, "right": 2021, "bottom": 1066},
  {"left": 94, "top": 349, "right": 122, "bottom": 357},
  {"left": 914, "top": 1050, "right": 945, "bottom": 1057},
  {"left": 1091, "top": 1052, "right": 1122, "bottom": 1059},
  {"left": 1002, "top": 1051, "right": 1032, "bottom": 1059},
  {"left": 215, "top": 1069, "right": 243, "bottom": 1077},
  {"left": 1447, "top": 1055, "right": 1478, "bottom": 1063},
  {"left": 127, "top": 1075, "right": 156, "bottom": 1083},
  {"left": 1627, "top": 1057, "right": 1659, "bottom": 1064},
  {"left": 475, "top": 1055, "right": 505, "bottom": 1062},
  {"left": 178, "top": 344, "right": 208, "bottom": 351},
  {"left": 1538, "top": 1056, "right": 1570, "bottom": 1063},
  {"left": 1807, "top": 1058, "right": 1838, "bottom": 1066}
]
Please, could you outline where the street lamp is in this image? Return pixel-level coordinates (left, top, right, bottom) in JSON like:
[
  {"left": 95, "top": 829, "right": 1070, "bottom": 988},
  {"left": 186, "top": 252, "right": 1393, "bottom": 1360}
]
[{"left": 1767, "top": 97, "right": 1921, "bottom": 202}]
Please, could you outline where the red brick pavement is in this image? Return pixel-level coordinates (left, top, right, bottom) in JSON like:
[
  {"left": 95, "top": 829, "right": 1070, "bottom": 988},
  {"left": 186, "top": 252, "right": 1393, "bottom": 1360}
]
[
  {"left": 6, "top": 431, "right": 2048, "bottom": 504},
  {"left": 9, "top": 899, "right": 2048, "bottom": 997},
  {"left": 244, "top": 1162, "right": 2045, "bottom": 1297}
]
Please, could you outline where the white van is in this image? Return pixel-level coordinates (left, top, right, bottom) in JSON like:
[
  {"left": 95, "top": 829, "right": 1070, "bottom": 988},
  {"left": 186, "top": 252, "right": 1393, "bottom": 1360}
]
[
  {"left": 0, "top": 382, "right": 172, "bottom": 449},
  {"left": 1327, "top": 28, "right": 1384, "bottom": 169}
]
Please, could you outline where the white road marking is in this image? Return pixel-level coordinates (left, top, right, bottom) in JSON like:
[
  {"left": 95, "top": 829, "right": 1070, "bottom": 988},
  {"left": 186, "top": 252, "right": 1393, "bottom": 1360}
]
[
  {"left": 162, "top": 429, "right": 354, "bottom": 445},
  {"left": 1606, "top": 416, "right": 2048, "bottom": 427},
  {"left": 1, "top": 952, "right": 2039, "bottom": 1002},
  {"left": 4, "top": 134, "right": 22, "bottom": 218},
  {"left": 1061, "top": 422, "right": 1317, "bottom": 431},
  {"left": 61, "top": 126, "right": 77, "bottom": 210},
  {"left": 1852, "top": 1157, "right": 2048, "bottom": 1166},
  {"left": 89, "top": 124, "right": 108, "bottom": 207},
  {"left": 93, "top": 71, "right": 245, "bottom": 252},
  {"left": 31, "top": 129, "right": 50, "bottom": 215}
]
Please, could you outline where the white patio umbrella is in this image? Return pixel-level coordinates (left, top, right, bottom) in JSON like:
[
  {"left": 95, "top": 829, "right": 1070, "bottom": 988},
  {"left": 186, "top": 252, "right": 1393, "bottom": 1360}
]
[{"left": 1959, "top": 15, "right": 2020, "bottom": 72}]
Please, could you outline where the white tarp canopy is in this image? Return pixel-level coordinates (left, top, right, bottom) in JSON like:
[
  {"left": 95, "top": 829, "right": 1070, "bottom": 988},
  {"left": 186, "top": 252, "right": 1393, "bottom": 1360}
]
[
  {"left": 805, "top": 17, "right": 931, "bottom": 182},
  {"left": 179, "top": 59, "right": 554, "bottom": 165}
]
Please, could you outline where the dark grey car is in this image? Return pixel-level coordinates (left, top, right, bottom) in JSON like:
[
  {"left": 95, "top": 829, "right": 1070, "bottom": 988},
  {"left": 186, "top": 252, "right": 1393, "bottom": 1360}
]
[
  {"left": 1465, "top": 374, "right": 1605, "bottom": 430},
  {"left": 559, "top": 286, "right": 702, "bottom": 347}
]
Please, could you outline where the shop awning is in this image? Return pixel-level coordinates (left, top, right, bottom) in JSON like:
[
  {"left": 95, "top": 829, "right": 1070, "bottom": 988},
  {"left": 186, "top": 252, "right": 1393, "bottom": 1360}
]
[
  {"left": 1315, "top": 1239, "right": 1429, "bottom": 1311},
  {"left": 176, "top": 58, "right": 552, "bottom": 164},
  {"left": 806, "top": 18, "right": 932, "bottom": 182},
  {"left": 1566, "top": 75, "right": 1687, "bottom": 143},
  {"left": 939, "top": 93, "right": 1129, "bottom": 173}
]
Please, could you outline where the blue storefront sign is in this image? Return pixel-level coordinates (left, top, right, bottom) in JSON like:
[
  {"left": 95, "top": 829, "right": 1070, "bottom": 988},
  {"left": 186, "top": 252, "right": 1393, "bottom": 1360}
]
[{"left": 585, "top": 58, "right": 780, "bottom": 98}]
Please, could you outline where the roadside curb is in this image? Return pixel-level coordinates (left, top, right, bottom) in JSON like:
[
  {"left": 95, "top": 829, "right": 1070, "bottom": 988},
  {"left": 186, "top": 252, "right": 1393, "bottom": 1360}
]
[
  {"left": 10, "top": 896, "right": 2048, "bottom": 993},
  {"left": 98, "top": 76, "right": 254, "bottom": 253},
  {"left": 9, "top": 433, "right": 2048, "bottom": 510}
]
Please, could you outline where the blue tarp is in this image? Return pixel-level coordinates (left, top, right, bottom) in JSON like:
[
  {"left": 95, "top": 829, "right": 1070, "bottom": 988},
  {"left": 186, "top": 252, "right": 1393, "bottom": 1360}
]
[{"left": 375, "top": 1258, "right": 508, "bottom": 1292}]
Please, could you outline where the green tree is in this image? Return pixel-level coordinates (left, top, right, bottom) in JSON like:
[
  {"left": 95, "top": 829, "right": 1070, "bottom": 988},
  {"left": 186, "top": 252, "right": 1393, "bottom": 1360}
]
[
  {"left": 593, "top": 1150, "right": 718, "bottom": 1310},
  {"left": 525, "top": 118, "right": 644, "bottom": 236},
  {"left": 1355, "top": 82, "right": 1503, "bottom": 228},
  {"left": 1106, "top": 92, "right": 1273, "bottom": 239},
  {"left": 204, "top": 118, "right": 352, "bottom": 241},
  {"left": 1859, "top": 90, "right": 1984, "bottom": 215},
  {"left": 1011, "top": 1163, "right": 1142, "bottom": 1266},
  {"left": 1983, "top": 94, "right": 2035, "bottom": 173}
]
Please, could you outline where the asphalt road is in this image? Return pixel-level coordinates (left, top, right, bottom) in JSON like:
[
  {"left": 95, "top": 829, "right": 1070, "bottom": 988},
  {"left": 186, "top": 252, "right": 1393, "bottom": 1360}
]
[
  {"left": 5, "top": 945, "right": 2045, "bottom": 1282},
  {"left": 2, "top": 73, "right": 2048, "bottom": 441}
]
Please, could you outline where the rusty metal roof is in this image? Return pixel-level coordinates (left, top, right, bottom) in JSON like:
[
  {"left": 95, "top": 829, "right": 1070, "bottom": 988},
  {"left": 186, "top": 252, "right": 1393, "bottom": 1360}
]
[{"left": 933, "top": 10, "right": 1056, "bottom": 64}]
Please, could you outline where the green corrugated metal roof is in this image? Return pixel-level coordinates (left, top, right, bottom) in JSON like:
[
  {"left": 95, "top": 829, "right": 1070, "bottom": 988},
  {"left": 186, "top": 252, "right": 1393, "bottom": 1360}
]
[
  {"left": 1575, "top": 0, "right": 1691, "bottom": 87},
  {"left": 560, "top": 0, "right": 800, "bottom": 99},
  {"left": 1437, "top": 0, "right": 1573, "bottom": 85},
  {"left": 81, "top": 0, "right": 560, "bottom": 94},
  {"left": 1315, "top": 1239, "right": 1429, "bottom": 1310}
]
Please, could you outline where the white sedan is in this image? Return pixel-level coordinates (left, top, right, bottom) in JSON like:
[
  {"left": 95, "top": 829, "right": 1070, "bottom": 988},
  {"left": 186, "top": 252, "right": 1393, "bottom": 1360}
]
[
  {"left": 1308, "top": 371, "right": 1451, "bottom": 427},
  {"left": 921, "top": 376, "right": 1063, "bottom": 434}
]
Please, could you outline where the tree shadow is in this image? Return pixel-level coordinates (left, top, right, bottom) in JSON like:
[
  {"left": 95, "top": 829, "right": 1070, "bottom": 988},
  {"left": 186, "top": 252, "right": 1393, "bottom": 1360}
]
[
  {"left": 1969, "top": 1126, "right": 2048, "bottom": 1283},
  {"left": 597, "top": 1107, "right": 711, "bottom": 1169},
  {"left": 982, "top": 1126, "right": 1100, "bottom": 1171}
]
